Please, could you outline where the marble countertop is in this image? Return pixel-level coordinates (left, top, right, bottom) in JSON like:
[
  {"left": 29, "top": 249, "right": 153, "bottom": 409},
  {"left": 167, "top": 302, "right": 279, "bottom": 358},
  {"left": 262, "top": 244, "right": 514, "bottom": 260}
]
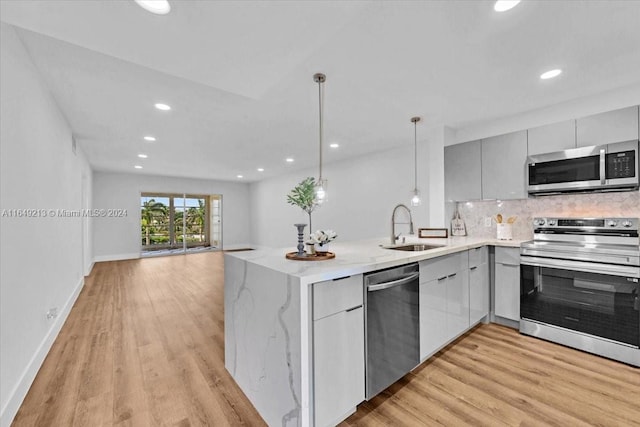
[{"left": 226, "top": 236, "right": 527, "bottom": 285}]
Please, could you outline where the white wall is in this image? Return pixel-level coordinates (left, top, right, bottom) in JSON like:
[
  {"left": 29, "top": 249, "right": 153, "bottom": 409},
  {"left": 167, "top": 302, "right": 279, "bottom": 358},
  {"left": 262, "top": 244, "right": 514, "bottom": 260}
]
[
  {"left": 0, "top": 23, "right": 92, "bottom": 427},
  {"left": 250, "top": 143, "right": 433, "bottom": 248},
  {"left": 92, "top": 172, "right": 251, "bottom": 260}
]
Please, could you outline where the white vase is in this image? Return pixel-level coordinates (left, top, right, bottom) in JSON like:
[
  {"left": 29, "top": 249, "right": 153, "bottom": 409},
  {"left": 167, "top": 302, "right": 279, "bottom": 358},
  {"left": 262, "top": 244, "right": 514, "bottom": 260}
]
[{"left": 317, "top": 243, "right": 330, "bottom": 253}]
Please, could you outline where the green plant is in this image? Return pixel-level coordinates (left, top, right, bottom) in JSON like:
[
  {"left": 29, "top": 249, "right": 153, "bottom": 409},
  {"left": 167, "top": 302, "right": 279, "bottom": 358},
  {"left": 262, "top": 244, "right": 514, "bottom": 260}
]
[{"left": 287, "top": 177, "right": 318, "bottom": 233}]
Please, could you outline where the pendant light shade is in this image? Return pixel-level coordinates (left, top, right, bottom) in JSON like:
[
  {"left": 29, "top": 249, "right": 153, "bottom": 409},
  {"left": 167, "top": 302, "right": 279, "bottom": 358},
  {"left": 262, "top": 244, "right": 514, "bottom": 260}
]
[
  {"left": 314, "top": 73, "right": 327, "bottom": 204},
  {"left": 411, "top": 116, "right": 421, "bottom": 206}
]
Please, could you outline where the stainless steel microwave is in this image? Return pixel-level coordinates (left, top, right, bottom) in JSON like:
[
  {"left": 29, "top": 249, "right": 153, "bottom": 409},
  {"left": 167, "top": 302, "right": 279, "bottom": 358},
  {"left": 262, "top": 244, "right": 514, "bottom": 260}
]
[{"left": 527, "top": 139, "right": 639, "bottom": 195}]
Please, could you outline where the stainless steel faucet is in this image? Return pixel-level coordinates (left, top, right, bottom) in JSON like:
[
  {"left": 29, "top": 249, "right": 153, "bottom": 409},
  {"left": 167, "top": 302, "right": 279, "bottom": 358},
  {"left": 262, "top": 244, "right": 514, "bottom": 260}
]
[{"left": 391, "top": 204, "right": 414, "bottom": 244}]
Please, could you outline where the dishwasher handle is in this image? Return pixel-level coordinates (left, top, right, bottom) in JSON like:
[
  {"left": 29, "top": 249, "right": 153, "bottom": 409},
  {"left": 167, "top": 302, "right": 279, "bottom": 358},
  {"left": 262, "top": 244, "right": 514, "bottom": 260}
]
[{"left": 367, "top": 272, "right": 420, "bottom": 292}]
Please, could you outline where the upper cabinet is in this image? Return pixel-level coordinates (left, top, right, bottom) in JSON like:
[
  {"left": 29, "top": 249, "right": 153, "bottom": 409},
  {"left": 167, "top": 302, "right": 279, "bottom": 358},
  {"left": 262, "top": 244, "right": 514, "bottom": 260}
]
[
  {"left": 576, "top": 106, "right": 639, "bottom": 147},
  {"left": 444, "top": 140, "right": 482, "bottom": 202},
  {"left": 527, "top": 119, "right": 576, "bottom": 155},
  {"left": 481, "top": 130, "right": 528, "bottom": 200},
  {"left": 444, "top": 105, "right": 639, "bottom": 203}
]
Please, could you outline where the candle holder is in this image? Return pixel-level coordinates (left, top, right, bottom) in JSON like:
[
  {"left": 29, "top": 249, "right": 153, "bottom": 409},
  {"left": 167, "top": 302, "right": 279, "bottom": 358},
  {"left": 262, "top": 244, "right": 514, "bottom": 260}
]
[{"left": 294, "top": 223, "right": 307, "bottom": 256}]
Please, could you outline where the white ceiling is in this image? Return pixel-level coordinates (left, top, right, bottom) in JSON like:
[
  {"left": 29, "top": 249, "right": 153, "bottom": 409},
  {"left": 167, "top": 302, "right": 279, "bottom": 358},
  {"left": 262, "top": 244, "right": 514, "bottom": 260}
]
[{"left": 2, "top": 0, "right": 640, "bottom": 182}]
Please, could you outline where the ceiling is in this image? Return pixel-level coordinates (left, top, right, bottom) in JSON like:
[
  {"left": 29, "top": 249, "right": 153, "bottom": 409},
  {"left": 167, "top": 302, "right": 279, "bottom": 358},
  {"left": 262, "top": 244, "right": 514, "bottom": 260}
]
[{"left": 2, "top": 0, "right": 640, "bottom": 182}]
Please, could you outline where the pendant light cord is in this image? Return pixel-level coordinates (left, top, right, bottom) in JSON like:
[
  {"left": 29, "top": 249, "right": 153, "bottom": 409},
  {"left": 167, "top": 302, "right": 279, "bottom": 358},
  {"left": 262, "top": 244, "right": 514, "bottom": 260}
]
[
  {"left": 318, "top": 78, "right": 324, "bottom": 183},
  {"left": 414, "top": 119, "right": 418, "bottom": 191}
]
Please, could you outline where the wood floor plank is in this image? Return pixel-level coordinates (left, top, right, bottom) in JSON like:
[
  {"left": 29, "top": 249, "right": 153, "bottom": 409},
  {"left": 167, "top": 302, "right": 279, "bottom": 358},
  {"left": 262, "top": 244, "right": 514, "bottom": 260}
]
[
  {"left": 11, "top": 252, "right": 640, "bottom": 427},
  {"left": 461, "top": 333, "right": 640, "bottom": 411}
]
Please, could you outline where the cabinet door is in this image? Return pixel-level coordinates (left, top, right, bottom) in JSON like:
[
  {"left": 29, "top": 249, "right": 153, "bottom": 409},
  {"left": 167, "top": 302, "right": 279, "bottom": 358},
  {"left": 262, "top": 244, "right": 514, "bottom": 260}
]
[
  {"left": 576, "top": 106, "right": 639, "bottom": 147},
  {"left": 494, "top": 262, "right": 521, "bottom": 321},
  {"left": 446, "top": 269, "right": 470, "bottom": 339},
  {"left": 419, "top": 278, "right": 448, "bottom": 360},
  {"left": 469, "top": 262, "right": 489, "bottom": 325},
  {"left": 527, "top": 120, "right": 576, "bottom": 155},
  {"left": 445, "top": 140, "right": 482, "bottom": 201},
  {"left": 314, "top": 307, "right": 364, "bottom": 427},
  {"left": 481, "top": 130, "right": 528, "bottom": 200}
]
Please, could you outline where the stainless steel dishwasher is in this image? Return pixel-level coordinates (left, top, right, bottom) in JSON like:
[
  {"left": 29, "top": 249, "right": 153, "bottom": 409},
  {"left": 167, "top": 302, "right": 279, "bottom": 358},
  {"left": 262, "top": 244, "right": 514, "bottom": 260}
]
[{"left": 364, "top": 263, "right": 420, "bottom": 400}]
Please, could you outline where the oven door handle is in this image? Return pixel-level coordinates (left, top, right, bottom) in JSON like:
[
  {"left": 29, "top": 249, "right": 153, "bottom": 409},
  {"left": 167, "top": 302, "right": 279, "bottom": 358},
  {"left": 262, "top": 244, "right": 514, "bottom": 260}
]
[
  {"left": 599, "top": 148, "right": 606, "bottom": 185},
  {"left": 520, "top": 255, "right": 640, "bottom": 278}
]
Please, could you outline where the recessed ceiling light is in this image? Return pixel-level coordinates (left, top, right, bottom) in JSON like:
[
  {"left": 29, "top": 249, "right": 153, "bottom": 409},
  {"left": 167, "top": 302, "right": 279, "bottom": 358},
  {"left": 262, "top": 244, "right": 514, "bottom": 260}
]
[
  {"left": 134, "top": 0, "right": 171, "bottom": 15},
  {"left": 134, "top": 165, "right": 143, "bottom": 169},
  {"left": 154, "top": 103, "right": 171, "bottom": 111},
  {"left": 237, "top": 175, "right": 243, "bottom": 179},
  {"left": 540, "top": 69, "right": 562, "bottom": 80},
  {"left": 138, "top": 154, "right": 148, "bottom": 159},
  {"left": 257, "top": 168, "right": 265, "bottom": 172},
  {"left": 494, "top": 0, "right": 520, "bottom": 12},
  {"left": 329, "top": 143, "right": 339, "bottom": 148},
  {"left": 144, "top": 136, "right": 156, "bottom": 142},
  {"left": 285, "top": 158, "right": 294, "bottom": 163}
]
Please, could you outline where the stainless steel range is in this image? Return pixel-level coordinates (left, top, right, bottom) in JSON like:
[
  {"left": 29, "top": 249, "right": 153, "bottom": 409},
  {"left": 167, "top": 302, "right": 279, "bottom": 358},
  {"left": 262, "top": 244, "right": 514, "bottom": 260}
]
[{"left": 520, "top": 217, "right": 640, "bottom": 366}]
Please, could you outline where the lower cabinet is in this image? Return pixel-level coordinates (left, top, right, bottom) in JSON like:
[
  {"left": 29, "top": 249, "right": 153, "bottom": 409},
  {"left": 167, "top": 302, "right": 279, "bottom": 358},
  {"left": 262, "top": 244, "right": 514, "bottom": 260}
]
[
  {"left": 494, "top": 247, "right": 521, "bottom": 322},
  {"left": 469, "top": 247, "right": 489, "bottom": 325},
  {"left": 312, "top": 275, "right": 364, "bottom": 427},
  {"left": 419, "top": 276, "right": 448, "bottom": 359},
  {"left": 419, "top": 252, "right": 469, "bottom": 360}
]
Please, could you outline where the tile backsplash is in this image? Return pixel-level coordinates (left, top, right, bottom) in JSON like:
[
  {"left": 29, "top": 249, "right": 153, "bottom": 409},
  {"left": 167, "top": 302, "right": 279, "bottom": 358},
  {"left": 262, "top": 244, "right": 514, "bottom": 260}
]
[{"left": 449, "top": 191, "right": 640, "bottom": 240}]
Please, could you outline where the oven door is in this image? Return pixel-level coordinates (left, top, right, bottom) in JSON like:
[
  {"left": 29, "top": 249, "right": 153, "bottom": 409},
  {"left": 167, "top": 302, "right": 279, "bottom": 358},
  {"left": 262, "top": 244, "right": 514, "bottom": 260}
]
[{"left": 520, "top": 256, "right": 639, "bottom": 348}]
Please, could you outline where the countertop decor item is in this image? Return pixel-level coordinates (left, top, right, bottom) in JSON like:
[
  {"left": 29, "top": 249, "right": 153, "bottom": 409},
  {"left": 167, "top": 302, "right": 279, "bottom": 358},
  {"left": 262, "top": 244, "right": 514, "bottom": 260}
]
[
  {"left": 310, "top": 229, "right": 337, "bottom": 252},
  {"left": 495, "top": 214, "right": 515, "bottom": 240},
  {"left": 451, "top": 203, "right": 466, "bottom": 236},
  {"left": 293, "top": 223, "right": 307, "bottom": 256},
  {"left": 418, "top": 228, "right": 448, "bottom": 238},
  {"left": 285, "top": 251, "right": 335, "bottom": 261},
  {"left": 287, "top": 177, "right": 319, "bottom": 235}
]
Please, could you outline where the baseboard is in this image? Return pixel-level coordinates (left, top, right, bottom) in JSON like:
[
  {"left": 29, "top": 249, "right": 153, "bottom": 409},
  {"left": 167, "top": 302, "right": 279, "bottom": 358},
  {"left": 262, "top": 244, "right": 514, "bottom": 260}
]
[
  {"left": 222, "top": 243, "right": 255, "bottom": 251},
  {"left": 93, "top": 252, "right": 140, "bottom": 263},
  {"left": 0, "top": 276, "right": 85, "bottom": 427},
  {"left": 492, "top": 315, "right": 520, "bottom": 330},
  {"left": 85, "top": 261, "right": 95, "bottom": 277}
]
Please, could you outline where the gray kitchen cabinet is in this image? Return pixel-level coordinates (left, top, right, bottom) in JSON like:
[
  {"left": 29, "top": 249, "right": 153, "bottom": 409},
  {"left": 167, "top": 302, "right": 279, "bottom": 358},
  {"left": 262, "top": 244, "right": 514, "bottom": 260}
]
[
  {"left": 419, "top": 252, "right": 469, "bottom": 360},
  {"left": 313, "top": 275, "right": 364, "bottom": 427},
  {"left": 576, "top": 106, "right": 639, "bottom": 147},
  {"left": 419, "top": 275, "right": 448, "bottom": 359},
  {"left": 468, "top": 247, "right": 489, "bottom": 325},
  {"left": 481, "top": 131, "right": 528, "bottom": 200},
  {"left": 446, "top": 268, "right": 469, "bottom": 340},
  {"left": 527, "top": 119, "right": 576, "bottom": 155},
  {"left": 444, "top": 140, "right": 482, "bottom": 201},
  {"left": 494, "top": 247, "right": 520, "bottom": 322}
]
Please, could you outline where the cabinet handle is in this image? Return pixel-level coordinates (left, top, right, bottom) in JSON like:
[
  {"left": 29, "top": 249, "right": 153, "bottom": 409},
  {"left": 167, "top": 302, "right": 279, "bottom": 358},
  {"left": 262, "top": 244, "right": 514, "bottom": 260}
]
[
  {"left": 470, "top": 266, "right": 478, "bottom": 271},
  {"left": 448, "top": 273, "right": 457, "bottom": 278},
  {"left": 437, "top": 276, "right": 447, "bottom": 281},
  {"left": 346, "top": 305, "right": 363, "bottom": 313},
  {"left": 332, "top": 276, "right": 350, "bottom": 281}
]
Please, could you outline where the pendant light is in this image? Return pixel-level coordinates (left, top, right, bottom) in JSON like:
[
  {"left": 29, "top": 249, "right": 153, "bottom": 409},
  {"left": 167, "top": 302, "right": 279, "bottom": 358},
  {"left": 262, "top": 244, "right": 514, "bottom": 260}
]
[
  {"left": 411, "top": 116, "right": 421, "bottom": 206},
  {"left": 313, "top": 73, "right": 327, "bottom": 204}
]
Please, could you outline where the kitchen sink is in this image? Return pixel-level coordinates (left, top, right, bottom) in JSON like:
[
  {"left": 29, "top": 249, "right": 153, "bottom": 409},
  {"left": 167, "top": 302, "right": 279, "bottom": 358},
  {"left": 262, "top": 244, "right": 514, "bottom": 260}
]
[{"left": 383, "top": 243, "right": 444, "bottom": 251}]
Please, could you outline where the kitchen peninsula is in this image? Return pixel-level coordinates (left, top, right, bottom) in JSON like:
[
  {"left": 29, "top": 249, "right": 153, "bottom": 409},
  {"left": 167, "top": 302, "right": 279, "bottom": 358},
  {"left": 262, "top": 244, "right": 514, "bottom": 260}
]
[{"left": 224, "top": 236, "right": 523, "bottom": 427}]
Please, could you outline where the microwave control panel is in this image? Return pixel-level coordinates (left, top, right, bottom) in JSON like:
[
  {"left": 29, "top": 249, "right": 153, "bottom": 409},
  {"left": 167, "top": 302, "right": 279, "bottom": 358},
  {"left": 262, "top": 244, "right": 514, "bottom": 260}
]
[{"left": 606, "top": 150, "right": 636, "bottom": 179}]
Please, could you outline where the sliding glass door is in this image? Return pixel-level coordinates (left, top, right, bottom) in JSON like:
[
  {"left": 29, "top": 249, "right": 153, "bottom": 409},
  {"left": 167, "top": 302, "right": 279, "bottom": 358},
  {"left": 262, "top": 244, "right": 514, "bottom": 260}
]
[{"left": 141, "top": 193, "right": 220, "bottom": 253}]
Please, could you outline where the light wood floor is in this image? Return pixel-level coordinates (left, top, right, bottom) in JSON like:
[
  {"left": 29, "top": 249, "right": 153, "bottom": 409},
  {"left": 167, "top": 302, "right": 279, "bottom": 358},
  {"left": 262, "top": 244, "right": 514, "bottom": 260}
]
[{"left": 12, "top": 252, "right": 640, "bottom": 426}]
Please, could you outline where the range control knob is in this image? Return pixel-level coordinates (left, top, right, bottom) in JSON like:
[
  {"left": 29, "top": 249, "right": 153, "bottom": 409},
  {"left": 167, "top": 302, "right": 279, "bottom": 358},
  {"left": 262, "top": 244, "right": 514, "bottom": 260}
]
[
  {"left": 622, "top": 220, "right": 632, "bottom": 228},
  {"left": 607, "top": 220, "right": 618, "bottom": 227},
  {"left": 534, "top": 218, "right": 546, "bottom": 226},
  {"left": 548, "top": 219, "right": 557, "bottom": 226}
]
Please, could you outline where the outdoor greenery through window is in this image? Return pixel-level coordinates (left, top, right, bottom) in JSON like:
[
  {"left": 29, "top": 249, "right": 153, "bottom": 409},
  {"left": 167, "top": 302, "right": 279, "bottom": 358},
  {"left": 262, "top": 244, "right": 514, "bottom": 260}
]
[{"left": 141, "top": 193, "right": 214, "bottom": 251}]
